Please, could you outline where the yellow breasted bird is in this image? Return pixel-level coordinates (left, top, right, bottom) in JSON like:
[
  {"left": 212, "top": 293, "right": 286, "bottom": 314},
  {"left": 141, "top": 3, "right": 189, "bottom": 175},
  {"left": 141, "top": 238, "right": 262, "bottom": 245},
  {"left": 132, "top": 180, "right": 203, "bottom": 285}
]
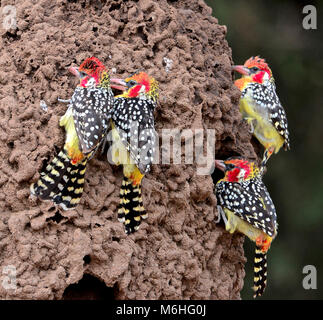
[
  {"left": 215, "top": 157, "right": 278, "bottom": 298},
  {"left": 109, "top": 72, "right": 159, "bottom": 234},
  {"left": 30, "top": 57, "right": 114, "bottom": 210},
  {"left": 233, "top": 56, "right": 290, "bottom": 165}
]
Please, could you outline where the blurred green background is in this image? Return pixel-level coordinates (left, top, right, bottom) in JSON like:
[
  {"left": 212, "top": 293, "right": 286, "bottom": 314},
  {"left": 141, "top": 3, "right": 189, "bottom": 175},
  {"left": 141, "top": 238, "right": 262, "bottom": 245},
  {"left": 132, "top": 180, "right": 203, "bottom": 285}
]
[{"left": 205, "top": 0, "right": 323, "bottom": 299}]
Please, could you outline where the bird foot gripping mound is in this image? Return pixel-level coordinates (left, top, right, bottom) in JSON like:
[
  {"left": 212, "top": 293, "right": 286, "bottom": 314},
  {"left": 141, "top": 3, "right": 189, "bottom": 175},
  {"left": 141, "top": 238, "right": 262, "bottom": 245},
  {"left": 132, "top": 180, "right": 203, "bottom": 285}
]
[
  {"left": 232, "top": 56, "right": 290, "bottom": 165},
  {"left": 214, "top": 157, "right": 278, "bottom": 298},
  {"left": 109, "top": 72, "right": 159, "bottom": 234},
  {"left": 31, "top": 57, "right": 114, "bottom": 210}
]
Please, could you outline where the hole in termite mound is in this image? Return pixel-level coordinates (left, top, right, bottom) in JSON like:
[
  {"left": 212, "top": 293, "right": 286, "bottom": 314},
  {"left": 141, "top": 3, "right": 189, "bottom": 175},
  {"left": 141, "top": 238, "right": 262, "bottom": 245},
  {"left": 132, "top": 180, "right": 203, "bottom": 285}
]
[{"left": 62, "top": 274, "right": 115, "bottom": 300}]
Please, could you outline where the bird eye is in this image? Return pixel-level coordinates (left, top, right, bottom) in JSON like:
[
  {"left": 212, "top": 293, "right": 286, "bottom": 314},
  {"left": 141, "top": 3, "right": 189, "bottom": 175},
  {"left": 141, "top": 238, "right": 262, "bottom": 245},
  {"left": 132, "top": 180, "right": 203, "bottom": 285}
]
[
  {"left": 128, "top": 80, "right": 137, "bottom": 87},
  {"left": 79, "top": 71, "right": 87, "bottom": 78},
  {"left": 250, "top": 67, "right": 259, "bottom": 72},
  {"left": 226, "top": 163, "right": 235, "bottom": 170}
]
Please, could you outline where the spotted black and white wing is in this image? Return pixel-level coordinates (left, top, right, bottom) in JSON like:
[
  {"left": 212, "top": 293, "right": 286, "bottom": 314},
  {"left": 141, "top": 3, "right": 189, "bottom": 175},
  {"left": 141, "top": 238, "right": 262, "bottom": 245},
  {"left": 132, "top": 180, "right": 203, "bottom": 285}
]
[
  {"left": 70, "top": 86, "right": 114, "bottom": 154},
  {"left": 245, "top": 81, "right": 290, "bottom": 150},
  {"left": 112, "top": 97, "right": 157, "bottom": 174},
  {"left": 216, "top": 177, "right": 277, "bottom": 237}
]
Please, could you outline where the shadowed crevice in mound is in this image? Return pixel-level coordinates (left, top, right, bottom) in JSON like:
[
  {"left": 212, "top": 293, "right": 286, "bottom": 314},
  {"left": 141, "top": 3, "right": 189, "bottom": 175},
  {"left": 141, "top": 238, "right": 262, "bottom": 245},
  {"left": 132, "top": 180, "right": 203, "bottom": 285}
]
[
  {"left": 63, "top": 274, "right": 115, "bottom": 300},
  {"left": 0, "top": 0, "right": 257, "bottom": 299}
]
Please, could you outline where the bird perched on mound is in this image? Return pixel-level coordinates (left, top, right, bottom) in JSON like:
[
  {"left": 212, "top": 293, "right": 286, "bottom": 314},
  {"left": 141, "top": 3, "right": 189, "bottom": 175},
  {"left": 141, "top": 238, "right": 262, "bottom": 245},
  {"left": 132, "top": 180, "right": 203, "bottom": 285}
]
[
  {"left": 214, "top": 157, "right": 278, "bottom": 298},
  {"left": 108, "top": 72, "right": 159, "bottom": 234},
  {"left": 31, "top": 57, "right": 114, "bottom": 210},
  {"left": 233, "top": 56, "right": 290, "bottom": 165}
]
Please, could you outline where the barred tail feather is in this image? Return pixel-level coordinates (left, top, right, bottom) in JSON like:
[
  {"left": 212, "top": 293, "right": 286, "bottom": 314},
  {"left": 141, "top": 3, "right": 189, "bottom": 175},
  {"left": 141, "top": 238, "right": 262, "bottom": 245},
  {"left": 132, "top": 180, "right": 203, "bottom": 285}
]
[
  {"left": 30, "top": 149, "right": 71, "bottom": 199},
  {"left": 117, "top": 177, "right": 147, "bottom": 234},
  {"left": 30, "top": 149, "right": 87, "bottom": 210},
  {"left": 253, "top": 247, "right": 268, "bottom": 298},
  {"left": 52, "top": 158, "right": 87, "bottom": 210}
]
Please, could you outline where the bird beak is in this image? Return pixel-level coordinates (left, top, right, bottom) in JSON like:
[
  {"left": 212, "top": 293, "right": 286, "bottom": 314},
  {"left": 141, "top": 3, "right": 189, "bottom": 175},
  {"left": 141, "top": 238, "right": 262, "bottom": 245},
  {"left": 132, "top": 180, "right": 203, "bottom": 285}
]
[
  {"left": 68, "top": 67, "right": 83, "bottom": 78},
  {"left": 110, "top": 78, "right": 128, "bottom": 91},
  {"left": 232, "top": 65, "right": 251, "bottom": 76},
  {"left": 214, "top": 160, "right": 226, "bottom": 172}
]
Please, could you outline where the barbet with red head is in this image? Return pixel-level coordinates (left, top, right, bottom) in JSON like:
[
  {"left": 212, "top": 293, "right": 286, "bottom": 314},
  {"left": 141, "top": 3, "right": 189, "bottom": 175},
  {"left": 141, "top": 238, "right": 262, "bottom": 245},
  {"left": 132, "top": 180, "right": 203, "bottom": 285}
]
[
  {"left": 31, "top": 57, "right": 114, "bottom": 210},
  {"left": 109, "top": 72, "right": 159, "bottom": 234},
  {"left": 215, "top": 157, "right": 278, "bottom": 297},
  {"left": 233, "top": 56, "right": 290, "bottom": 164}
]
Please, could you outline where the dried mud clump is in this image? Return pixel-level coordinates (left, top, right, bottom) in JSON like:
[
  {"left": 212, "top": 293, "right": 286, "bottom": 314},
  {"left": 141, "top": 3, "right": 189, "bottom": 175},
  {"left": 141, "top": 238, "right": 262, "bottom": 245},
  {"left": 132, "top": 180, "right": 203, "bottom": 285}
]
[{"left": 0, "top": 0, "right": 257, "bottom": 299}]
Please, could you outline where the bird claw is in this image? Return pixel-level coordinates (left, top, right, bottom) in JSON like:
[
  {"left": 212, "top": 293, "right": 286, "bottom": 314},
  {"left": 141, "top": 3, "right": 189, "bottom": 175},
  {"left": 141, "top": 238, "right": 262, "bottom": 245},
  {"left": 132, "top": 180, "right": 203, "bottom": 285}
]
[
  {"left": 261, "top": 147, "right": 274, "bottom": 169},
  {"left": 245, "top": 118, "right": 255, "bottom": 134},
  {"left": 58, "top": 98, "right": 71, "bottom": 104},
  {"left": 104, "top": 114, "right": 112, "bottom": 122},
  {"left": 248, "top": 121, "right": 254, "bottom": 134},
  {"left": 100, "top": 137, "right": 108, "bottom": 155},
  {"left": 216, "top": 205, "right": 228, "bottom": 225},
  {"left": 86, "top": 150, "right": 96, "bottom": 161},
  {"left": 215, "top": 206, "right": 222, "bottom": 223}
]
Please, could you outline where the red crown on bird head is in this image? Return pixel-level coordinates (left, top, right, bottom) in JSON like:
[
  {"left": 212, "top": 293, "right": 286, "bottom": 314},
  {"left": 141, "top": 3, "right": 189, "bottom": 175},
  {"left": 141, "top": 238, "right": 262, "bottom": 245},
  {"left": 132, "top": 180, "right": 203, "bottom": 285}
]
[
  {"left": 244, "top": 56, "right": 271, "bottom": 73},
  {"left": 79, "top": 57, "right": 106, "bottom": 76}
]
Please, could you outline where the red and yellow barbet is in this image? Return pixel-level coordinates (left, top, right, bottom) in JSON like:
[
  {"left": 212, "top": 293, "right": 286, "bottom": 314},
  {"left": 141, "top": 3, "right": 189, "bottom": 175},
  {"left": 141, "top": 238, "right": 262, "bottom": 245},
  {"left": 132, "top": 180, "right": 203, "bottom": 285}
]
[
  {"left": 109, "top": 72, "right": 159, "bottom": 234},
  {"left": 214, "top": 157, "right": 278, "bottom": 298},
  {"left": 30, "top": 57, "right": 114, "bottom": 210},
  {"left": 233, "top": 56, "right": 290, "bottom": 165}
]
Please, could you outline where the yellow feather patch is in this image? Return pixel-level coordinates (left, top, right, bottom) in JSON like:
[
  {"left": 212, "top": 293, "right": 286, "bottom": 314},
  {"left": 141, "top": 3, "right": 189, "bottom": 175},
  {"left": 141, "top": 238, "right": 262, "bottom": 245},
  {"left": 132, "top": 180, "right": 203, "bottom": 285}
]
[
  {"left": 43, "top": 175, "right": 54, "bottom": 183},
  {"left": 254, "top": 257, "right": 263, "bottom": 263},
  {"left": 56, "top": 161, "right": 65, "bottom": 168},
  {"left": 133, "top": 206, "right": 144, "bottom": 212},
  {"left": 61, "top": 107, "right": 84, "bottom": 164},
  {"left": 70, "top": 198, "right": 80, "bottom": 205},
  {"left": 239, "top": 96, "right": 285, "bottom": 153},
  {"left": 124, "top": 189, "right": 131, "bottom": 195},
  {"left": 51, "top": 169, "right": 59, "bottom": 177},
  {"left": 122, "top": 198, "right": 130, "bottom": 205},
  {"left": 74, "top": 188, "right": 83, "bottom": 194},
  {"left": 37, "top": 180, "right": 46, "bottom": 187}
]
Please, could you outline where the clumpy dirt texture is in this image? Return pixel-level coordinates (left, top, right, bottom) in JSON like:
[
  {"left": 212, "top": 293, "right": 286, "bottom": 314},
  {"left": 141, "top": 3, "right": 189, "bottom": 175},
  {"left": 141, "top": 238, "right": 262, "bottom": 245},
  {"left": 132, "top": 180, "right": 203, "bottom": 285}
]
[{"left": 0, "top": 0, "right": 258, "bottom": 299}]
